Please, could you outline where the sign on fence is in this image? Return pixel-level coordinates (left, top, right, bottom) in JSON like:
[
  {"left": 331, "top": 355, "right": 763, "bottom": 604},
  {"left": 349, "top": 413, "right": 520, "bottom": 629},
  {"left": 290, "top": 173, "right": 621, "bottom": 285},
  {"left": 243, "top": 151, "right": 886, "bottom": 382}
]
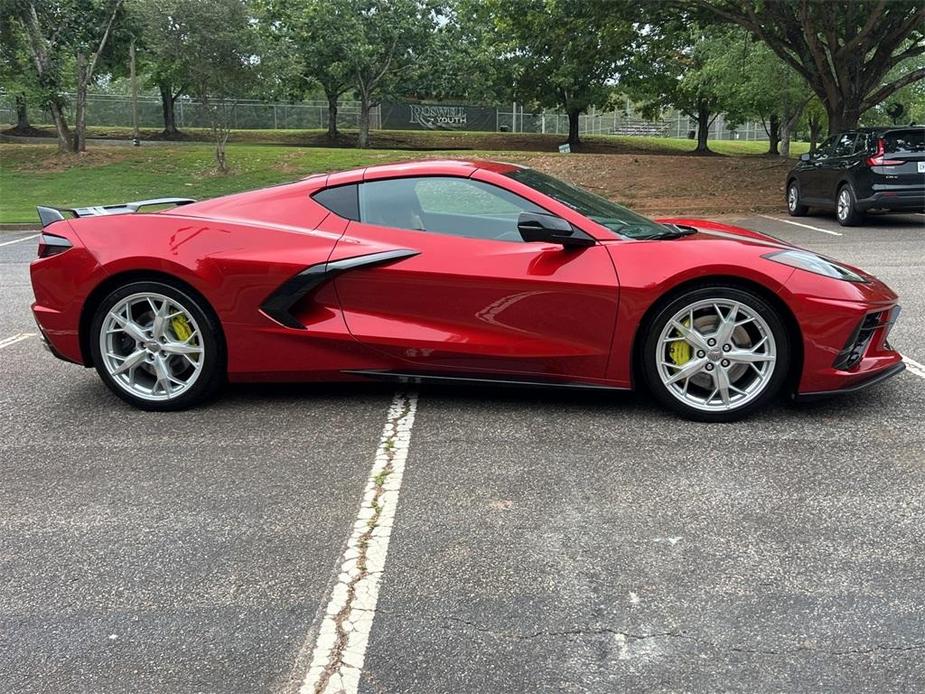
[{"left": 379, "top": 102, "right": 496, "bottom": 131}]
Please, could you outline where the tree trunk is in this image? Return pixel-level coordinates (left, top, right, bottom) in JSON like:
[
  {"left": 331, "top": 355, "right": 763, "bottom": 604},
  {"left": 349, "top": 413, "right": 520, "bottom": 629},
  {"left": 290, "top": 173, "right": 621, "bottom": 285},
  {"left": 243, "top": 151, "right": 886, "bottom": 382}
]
[
  {"left": 73, "top": 53, "right": 88, "bottom": 152},
  {"left": 809, "top": 116, "right": 822, "bottom": 150},
  {"left": 159, "top": 83, "right": 181, "bottom": 137},
  {"left": 694, "top": 100, "right": 711, "bottom": 153},
  {"left": 825, "top": 99, "right": 862, "bottom": 135},
  {"left": 214, "top": 130, "right": 228, "bottom": 172},
  {"left": 567, "top": 109, "right": 581, "bottom": 148},
  {"left": 326, "top": 91, "right": 339, "bottom": 141},
  {"left": 779, "top": 100, "right": 807, "bottom": 159},
  {"left": 207, "top": 100, "right": 231, "bottom": 172},
  {"left": 46, "top": 99, "right": 70, "bottom": 152},
  {"left": 14, "top": 95, "right": 30, "bottom": 130},
  {"left": 358, "top": 93, "right": 371, "bottom": 149},
  {"left": 766, "top": 113, "right": 780, "bottom": 155}
]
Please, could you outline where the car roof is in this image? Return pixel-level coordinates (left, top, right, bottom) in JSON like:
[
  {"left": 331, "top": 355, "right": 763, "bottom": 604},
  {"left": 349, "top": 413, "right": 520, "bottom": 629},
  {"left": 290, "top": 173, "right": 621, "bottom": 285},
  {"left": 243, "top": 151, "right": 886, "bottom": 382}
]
[
  {"left": 306, "top": 158, "right": 525, "bottom": 183},
  {"left": 856, "top": 125, "right": 924, "bottom": 133}
]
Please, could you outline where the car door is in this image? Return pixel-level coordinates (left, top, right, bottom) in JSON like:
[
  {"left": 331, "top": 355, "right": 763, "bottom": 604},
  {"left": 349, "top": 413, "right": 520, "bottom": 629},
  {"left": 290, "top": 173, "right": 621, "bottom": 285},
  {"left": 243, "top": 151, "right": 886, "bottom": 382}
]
[
  {"left": 820, "top": 132, "right": 859, "bottom": 201},
  {"left": 801, "top": 135, "right": 837, "bottom": 202},
  {"left": 329, "top": 175, "right": 620, "bottom": 381}
]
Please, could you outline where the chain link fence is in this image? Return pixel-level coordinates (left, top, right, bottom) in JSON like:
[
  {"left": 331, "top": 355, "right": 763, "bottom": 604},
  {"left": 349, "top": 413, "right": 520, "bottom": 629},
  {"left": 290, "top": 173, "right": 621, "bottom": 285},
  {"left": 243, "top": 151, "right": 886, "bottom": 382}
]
[
  {"left": 0, "top": 92, "right": 768, "bottom": 141},
  {"left": 0, "top": 93, "right": 379, "bottom": 131},
  {"left": 498, "top": 105, "right": 771, "bottom": 141}
]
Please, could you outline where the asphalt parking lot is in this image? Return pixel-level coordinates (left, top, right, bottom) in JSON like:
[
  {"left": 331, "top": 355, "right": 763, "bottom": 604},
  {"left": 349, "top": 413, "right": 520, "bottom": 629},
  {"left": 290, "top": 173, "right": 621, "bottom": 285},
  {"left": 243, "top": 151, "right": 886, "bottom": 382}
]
[{"left": 1, "top": 211, "right": 924, "bottom": 693}]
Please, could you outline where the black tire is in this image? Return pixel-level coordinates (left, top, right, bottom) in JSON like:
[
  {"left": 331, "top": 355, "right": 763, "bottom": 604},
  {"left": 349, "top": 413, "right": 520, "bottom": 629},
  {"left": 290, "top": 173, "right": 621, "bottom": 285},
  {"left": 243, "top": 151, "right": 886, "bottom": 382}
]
[
  {"left": 786, "top": 180, "right": 809, "bottom": 216},
  {"left": 642, "top": 286, "right": 791, "bottom": 423},
  {"left": 835, "top": 184, "right": 864, "bottom": 226},
  {"left": 89, "top": 280, "right": 225, "bottom": 411}
]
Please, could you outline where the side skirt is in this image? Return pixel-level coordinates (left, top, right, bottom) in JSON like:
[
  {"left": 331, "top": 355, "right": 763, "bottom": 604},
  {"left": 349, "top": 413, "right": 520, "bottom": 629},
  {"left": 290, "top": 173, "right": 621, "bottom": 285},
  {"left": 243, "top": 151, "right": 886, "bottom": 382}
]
[{"left": 342, "top": 369, "right": 631, "bottom": 392}]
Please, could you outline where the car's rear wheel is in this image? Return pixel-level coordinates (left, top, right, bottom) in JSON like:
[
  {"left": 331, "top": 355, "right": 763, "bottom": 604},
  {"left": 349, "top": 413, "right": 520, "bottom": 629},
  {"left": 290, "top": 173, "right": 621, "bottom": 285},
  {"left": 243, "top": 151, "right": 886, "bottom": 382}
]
[
  {"left": 836, "top": 184, "right": 863, "bottom": 226},
  {"left": 642, "top": 286, "right": 790, "bottom": 422},
  {"left": 787, "top": 181, "right": 809, "bottom": 216},
  {"left": 89, "top": 280, "right": 225, "bottom": 411}
]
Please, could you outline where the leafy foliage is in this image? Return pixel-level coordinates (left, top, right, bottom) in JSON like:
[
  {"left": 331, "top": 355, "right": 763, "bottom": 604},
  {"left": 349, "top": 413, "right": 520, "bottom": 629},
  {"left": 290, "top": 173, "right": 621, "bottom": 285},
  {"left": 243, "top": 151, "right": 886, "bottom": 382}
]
[
  {"left": 464, "top": 0, "right": 637, "bottom": 146},
  {"left": 692, "top": 0, "right": 925, "bottom": 132}
]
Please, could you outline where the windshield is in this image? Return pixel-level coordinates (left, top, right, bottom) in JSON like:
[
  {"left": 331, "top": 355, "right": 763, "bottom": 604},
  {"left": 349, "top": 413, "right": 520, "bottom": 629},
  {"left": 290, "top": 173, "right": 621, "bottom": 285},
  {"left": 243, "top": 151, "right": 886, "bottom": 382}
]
[{"left": 505, "top": 168, "right": 669, "bottom": 239}]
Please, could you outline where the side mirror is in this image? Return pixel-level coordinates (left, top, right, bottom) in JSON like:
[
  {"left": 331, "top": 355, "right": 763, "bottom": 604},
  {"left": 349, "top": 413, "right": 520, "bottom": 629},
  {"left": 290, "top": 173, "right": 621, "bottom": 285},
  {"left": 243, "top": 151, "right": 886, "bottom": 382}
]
[
  {"left": 517, "top": 212, "right": 594, "bottom": 248},
  {"left": 800, "top": 153, "right": 812, "bottom": 162}
]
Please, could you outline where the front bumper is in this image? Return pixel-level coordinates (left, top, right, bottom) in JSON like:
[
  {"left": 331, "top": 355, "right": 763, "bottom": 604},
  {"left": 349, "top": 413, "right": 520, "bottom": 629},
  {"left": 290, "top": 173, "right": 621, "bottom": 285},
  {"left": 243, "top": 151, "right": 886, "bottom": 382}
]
[
  {"left": 784, "top": 267, "right": 904, "bottom": 397},
  {"left": 794, "top": 362, "right": 906, "bottom": 401}
]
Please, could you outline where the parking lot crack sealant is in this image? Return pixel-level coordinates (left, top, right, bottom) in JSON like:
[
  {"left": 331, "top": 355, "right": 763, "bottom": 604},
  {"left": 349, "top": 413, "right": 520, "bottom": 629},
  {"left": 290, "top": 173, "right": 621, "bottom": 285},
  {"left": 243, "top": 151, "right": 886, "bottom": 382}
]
[{"left": 299, "top": 392, "right": 417, "bottom": 694}]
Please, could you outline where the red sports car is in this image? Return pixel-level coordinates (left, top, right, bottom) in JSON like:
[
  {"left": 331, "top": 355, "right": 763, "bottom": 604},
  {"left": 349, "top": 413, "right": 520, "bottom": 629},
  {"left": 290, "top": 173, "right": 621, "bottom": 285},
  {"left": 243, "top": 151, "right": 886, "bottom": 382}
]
[{"left": 30, "top": 159, "right": 904, "bottom": 421}]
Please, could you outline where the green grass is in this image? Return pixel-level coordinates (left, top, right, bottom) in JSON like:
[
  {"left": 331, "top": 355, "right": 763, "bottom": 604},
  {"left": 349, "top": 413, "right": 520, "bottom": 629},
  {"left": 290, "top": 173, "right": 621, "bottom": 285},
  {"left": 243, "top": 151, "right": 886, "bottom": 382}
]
[{"left": 0, "top": 144, "right": 437, "bottom": 223}]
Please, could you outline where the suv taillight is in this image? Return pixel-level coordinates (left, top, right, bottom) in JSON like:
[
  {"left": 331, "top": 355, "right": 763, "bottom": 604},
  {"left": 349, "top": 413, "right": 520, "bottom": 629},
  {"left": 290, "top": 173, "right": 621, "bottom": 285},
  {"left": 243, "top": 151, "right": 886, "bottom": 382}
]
[
  {"left": 866, "top": 138, "right": 903, "bottom": 166},
  {"left": 37, "top": 233, "right": 72, "bottom": 258}
]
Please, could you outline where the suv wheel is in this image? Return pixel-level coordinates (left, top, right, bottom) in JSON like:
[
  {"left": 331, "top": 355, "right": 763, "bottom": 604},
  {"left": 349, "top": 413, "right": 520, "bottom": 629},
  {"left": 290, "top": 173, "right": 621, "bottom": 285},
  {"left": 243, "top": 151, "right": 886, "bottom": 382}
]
[
  {"left": 787, "top": 181, "right": 808, "bottom": 216},
  {"left": 836, "top": 184, "right": 863, "bottom": 226}
]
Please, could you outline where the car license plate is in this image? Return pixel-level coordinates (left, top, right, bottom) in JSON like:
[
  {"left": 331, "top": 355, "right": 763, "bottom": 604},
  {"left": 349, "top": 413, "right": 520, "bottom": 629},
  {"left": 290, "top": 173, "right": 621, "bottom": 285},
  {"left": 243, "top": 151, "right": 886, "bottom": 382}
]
[{"left": 918, "top": 162, "right": 925, "bottom": 173}]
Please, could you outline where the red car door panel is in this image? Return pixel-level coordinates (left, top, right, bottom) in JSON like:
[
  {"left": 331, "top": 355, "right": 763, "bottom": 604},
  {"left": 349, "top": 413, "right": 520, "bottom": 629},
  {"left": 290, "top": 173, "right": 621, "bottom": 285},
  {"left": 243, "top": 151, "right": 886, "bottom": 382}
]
[{"left": 331, "top": 222, "right": 620, "bottom": 380}]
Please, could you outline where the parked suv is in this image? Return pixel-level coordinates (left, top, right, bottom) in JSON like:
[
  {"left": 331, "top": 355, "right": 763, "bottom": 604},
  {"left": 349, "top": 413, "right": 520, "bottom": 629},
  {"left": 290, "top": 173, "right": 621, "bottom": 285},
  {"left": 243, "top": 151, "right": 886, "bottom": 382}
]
[{"left": 786, "top": 126, "right": 925, "bottom": 225}]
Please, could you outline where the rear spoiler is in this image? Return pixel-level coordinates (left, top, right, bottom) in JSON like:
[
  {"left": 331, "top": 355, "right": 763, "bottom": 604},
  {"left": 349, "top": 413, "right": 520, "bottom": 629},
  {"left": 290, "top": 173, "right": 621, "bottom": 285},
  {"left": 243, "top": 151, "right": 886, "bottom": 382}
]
[{"left": 36, "top": 198, "right": 196, "bottom": 228}]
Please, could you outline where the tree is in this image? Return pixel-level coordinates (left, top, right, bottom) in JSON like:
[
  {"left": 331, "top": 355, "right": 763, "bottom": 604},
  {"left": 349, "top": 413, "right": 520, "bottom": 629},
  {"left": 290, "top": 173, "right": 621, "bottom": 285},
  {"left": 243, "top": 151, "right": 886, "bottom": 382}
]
[
  {"left": 162, "top": 0, "right": 259, "bottom": 170},
  {"left": 692, "top": 0, "right": 925, "bottom": 133},
  {"left": 11, "top": 0, "right": 126, "bottom": 152},
  {"left": 467, "top": 0, "right": 636, "bottom": 149},
  {"left": 623, "top": 23, "right": 745, "bottom": 154},
  {"left": 257, "top": 0, "right": 358, "bottom": 141},
  {"left": 0, "top": 3, "right": 41, "bottom": 134},
  {"left": 347, "top": 0, "right": 435, "bottom": 148},
  {"left": 800, "top": 98, "right": 827, "bottom": 150},
  {"left": 712, "top": 29, "right": 812, "bottom": 156},
  {"left": 128, "top": 0, "right": 192, "bottom": 138}
]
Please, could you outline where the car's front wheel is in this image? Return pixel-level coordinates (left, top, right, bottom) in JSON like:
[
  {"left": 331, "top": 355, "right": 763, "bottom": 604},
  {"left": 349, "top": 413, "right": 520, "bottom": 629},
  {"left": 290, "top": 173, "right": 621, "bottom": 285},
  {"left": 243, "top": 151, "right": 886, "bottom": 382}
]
[
  {"left": 89, "top": 280, "right": 225, "bottom": 411},
  {"left": 642, "top": 286, "right": 790, "bottom": 422}
]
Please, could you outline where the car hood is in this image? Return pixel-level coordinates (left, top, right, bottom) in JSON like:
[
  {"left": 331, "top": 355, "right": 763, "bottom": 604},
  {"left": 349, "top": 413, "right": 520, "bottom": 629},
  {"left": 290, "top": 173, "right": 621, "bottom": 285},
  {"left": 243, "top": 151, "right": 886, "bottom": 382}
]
[
  {"left": 651, "top": 217, "right": 884, "bottom": 290},
  {"left": 653, "top": 217, "right": 795, "bottom": 249}
]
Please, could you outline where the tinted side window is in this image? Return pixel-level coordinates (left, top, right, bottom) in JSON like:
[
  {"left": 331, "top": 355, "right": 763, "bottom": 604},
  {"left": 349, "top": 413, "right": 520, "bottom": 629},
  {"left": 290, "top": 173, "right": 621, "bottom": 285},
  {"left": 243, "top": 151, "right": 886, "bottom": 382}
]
[
  {"left": 814, "top": 135, "right": 836, "bottom": 158},
  {"left": 832, "top": 133, "right": 857, "bottom": 157},
  {"left": 358, "top": 176, "right": 544, "bottom": 242},
  {"left": 313, "top": 184, "right": 359, "bottom": 221}
]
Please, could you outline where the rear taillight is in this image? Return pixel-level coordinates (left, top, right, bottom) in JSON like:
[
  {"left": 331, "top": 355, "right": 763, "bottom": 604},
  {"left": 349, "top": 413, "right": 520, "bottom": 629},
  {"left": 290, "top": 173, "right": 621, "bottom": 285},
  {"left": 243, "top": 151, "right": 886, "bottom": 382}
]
[
  {"left": 866, "top": 138, "right": 903, "bottom": 166},
  {"left": 37, "top": 233, "right": 72, "bottom": 258}
]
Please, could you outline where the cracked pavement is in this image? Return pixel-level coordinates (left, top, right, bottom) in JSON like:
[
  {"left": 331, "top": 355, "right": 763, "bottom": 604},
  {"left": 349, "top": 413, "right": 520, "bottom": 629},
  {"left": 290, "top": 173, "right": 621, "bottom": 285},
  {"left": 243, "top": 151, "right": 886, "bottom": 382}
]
[{"left": 1, "top": 211, "right": 924, "bottom": 693}]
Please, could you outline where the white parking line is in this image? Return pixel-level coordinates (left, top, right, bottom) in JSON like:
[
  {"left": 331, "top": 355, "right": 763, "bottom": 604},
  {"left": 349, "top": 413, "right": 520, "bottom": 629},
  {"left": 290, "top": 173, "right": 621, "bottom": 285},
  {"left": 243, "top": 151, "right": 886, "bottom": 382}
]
[
  {"left": 0, "top": 233, "right": 39, "bottom": 247},
  {"left": 903, "top": 355, "right": 925, "bottom": 380},
  {"left": 0, "top": 332, "right": 36, "bottom": 349},
  {"left": 299, "top": 392, "right": 418, "bottom": 694},
  {"left": 757, "top": 215, "right": 843, "bottom": 237}
]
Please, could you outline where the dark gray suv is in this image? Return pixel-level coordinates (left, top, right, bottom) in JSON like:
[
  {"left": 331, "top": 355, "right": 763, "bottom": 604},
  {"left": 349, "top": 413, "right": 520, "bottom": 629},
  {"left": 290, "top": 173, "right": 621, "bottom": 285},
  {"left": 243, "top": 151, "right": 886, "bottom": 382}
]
[{"left": 786, "top": 126, "right": 925, "bottom": 226}]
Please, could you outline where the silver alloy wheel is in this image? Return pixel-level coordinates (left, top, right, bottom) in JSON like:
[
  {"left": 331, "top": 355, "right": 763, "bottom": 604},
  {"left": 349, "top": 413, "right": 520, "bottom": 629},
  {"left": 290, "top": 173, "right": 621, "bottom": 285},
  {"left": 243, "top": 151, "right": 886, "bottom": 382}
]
[
  {"left": 788, "top": 184, "right": 799, "bottom": 211},
  {"left": 655, "top": 298, "right": 777, "bottom": 412},
  {"left": 837, "top": 189, "right": 850, "bottom": 221},
  {"left": 99, "top": 292, "right": 205, "bottom": 401}
]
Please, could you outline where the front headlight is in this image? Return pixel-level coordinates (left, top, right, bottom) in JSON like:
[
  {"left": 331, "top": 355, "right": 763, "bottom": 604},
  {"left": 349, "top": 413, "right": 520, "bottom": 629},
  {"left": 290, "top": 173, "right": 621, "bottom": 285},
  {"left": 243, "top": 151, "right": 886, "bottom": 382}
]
[{"left": 763, "top": 250, "right": 867, "bottom": 282}]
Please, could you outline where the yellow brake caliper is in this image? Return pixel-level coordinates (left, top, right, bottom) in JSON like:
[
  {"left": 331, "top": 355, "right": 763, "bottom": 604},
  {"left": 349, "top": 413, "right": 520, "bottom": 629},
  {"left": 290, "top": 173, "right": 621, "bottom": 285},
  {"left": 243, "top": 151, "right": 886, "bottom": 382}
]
[
  {"left": 669, "top": 319, "right": 692, "bottom": 365},
  {"left": 170, "top": 314, "right": 194, "bottom": 343}
]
